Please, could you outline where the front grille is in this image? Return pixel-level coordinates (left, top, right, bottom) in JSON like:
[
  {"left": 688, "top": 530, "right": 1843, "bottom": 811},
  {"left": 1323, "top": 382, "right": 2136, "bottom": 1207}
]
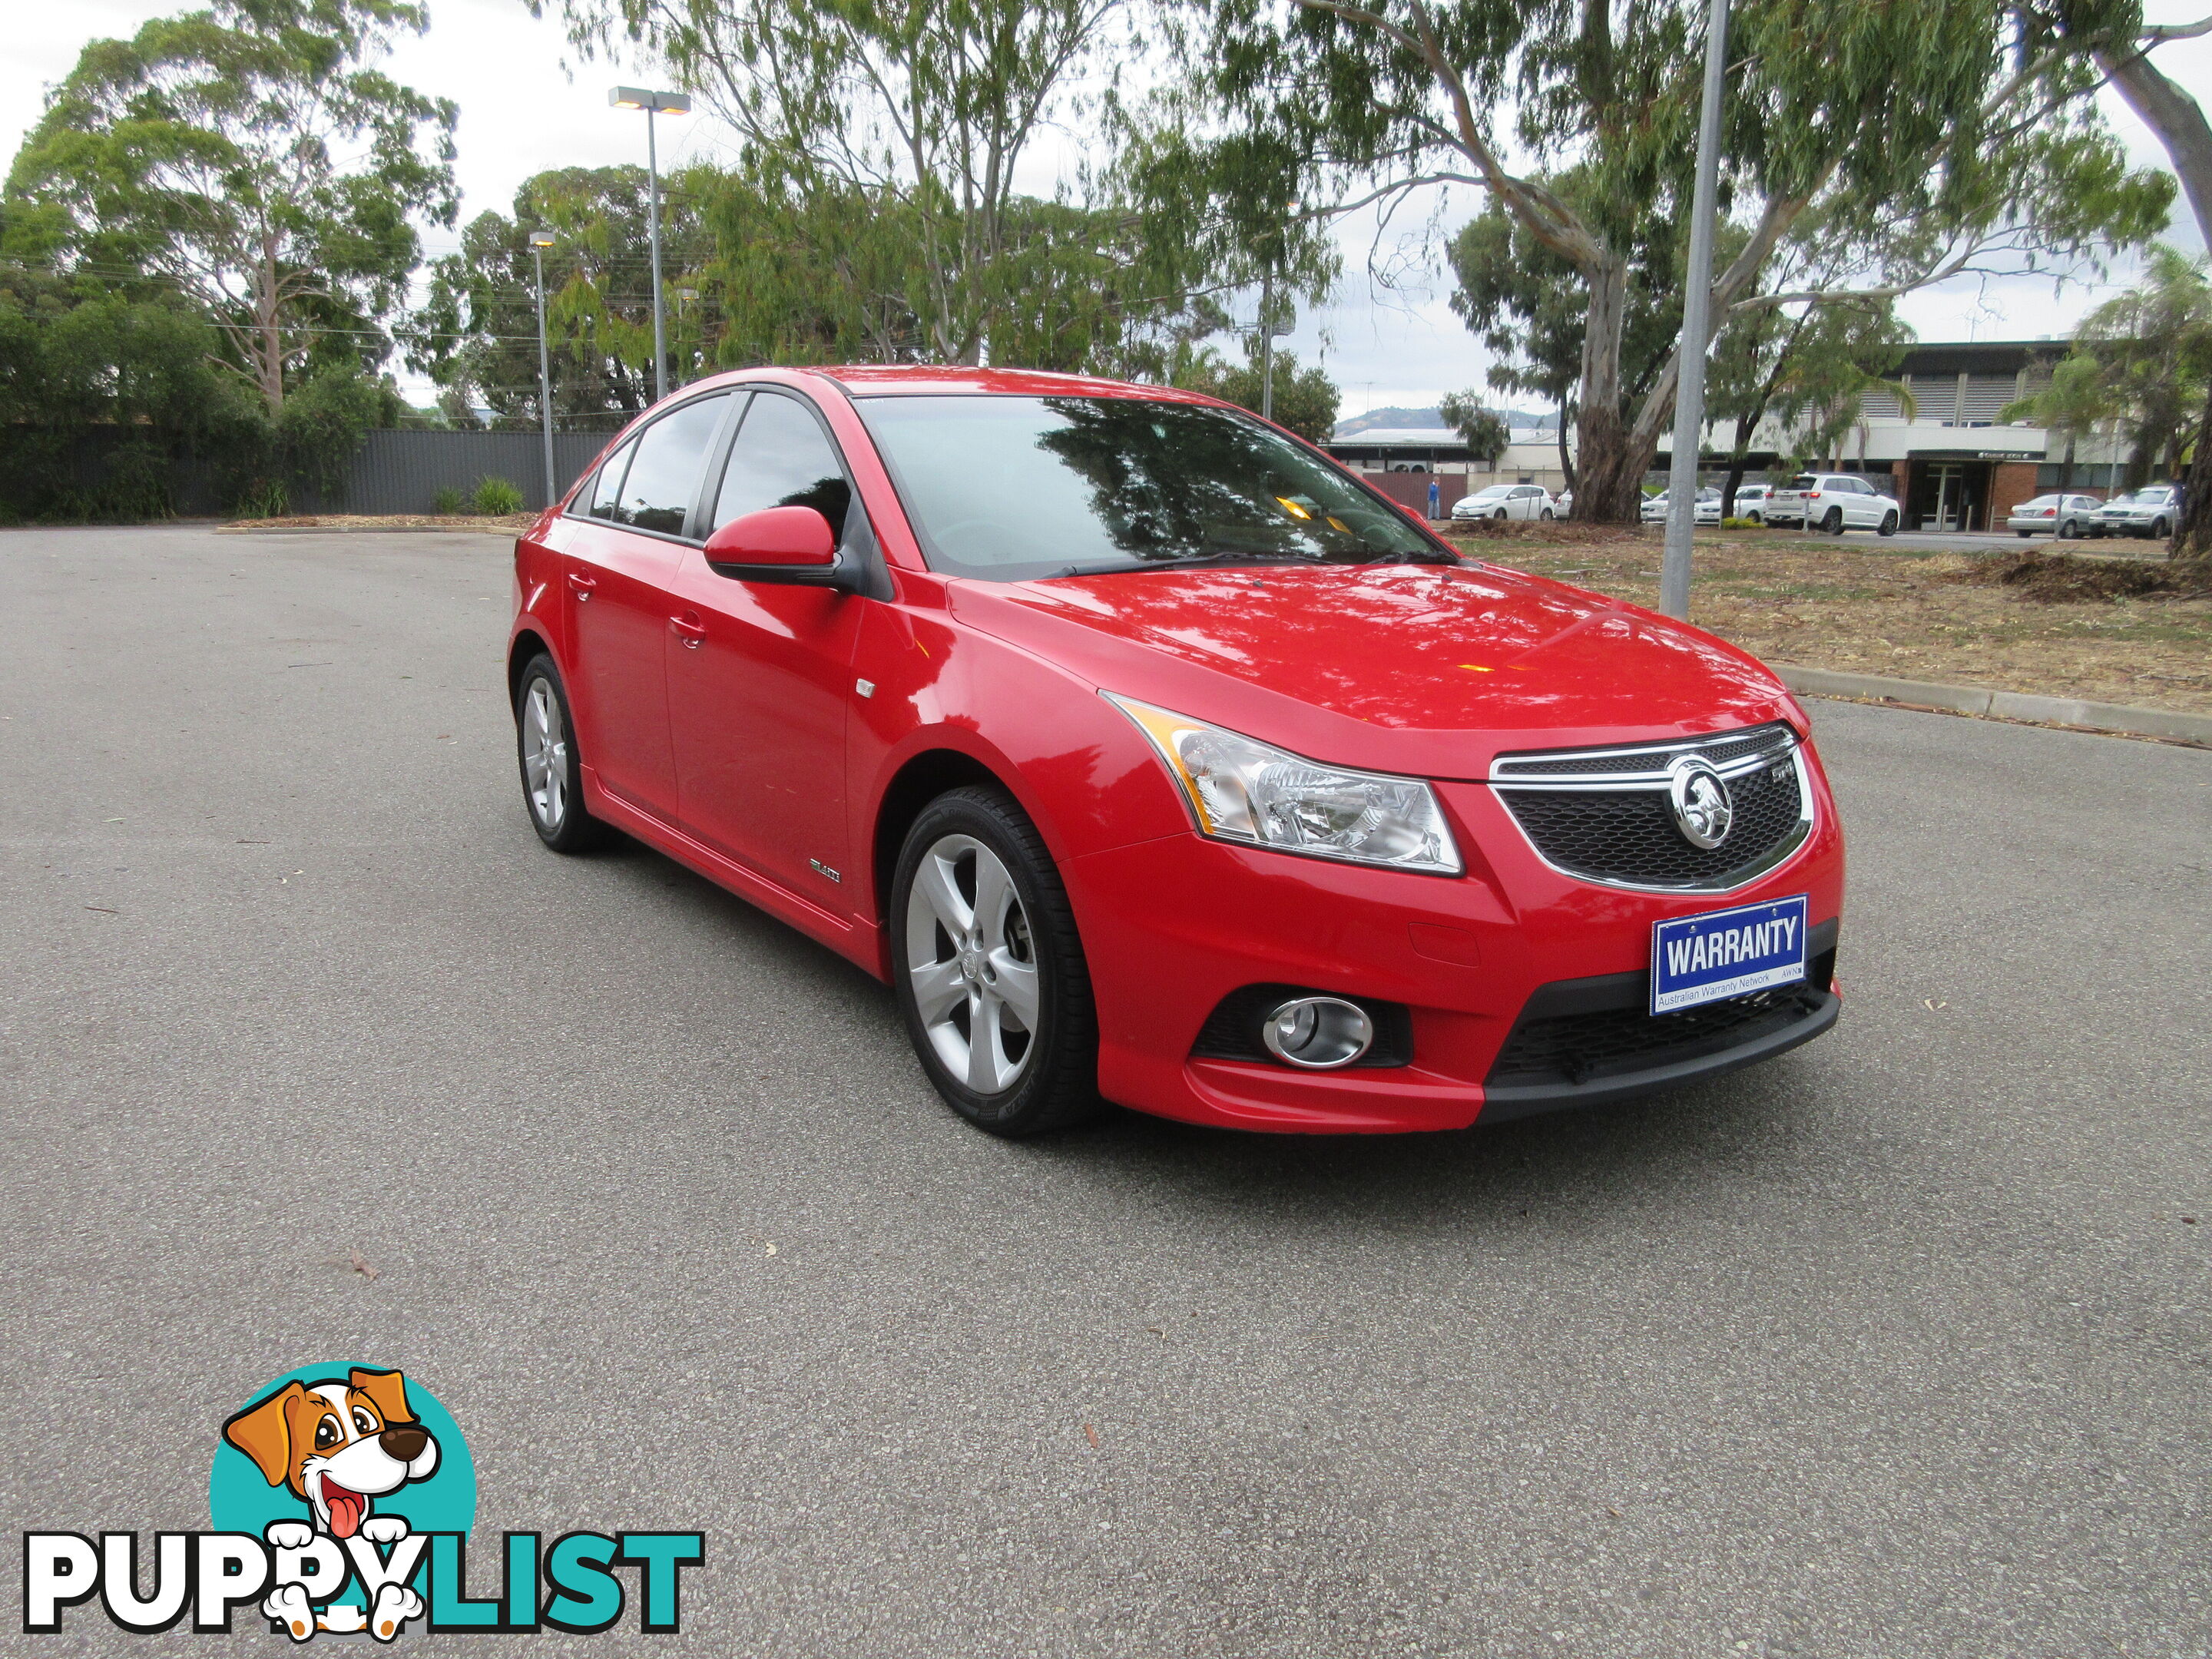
[
  {"left": 1489, "top": 724, "right": 1810, "bottom": 892},
  {"left": 1488, "top": 982, "right": 1828, "bottom": 1088}
]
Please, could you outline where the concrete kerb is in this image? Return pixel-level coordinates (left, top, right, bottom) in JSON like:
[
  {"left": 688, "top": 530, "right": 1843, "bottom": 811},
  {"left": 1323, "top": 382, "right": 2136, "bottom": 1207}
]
[{"left": 1774, "top": 663, "right": 2212, "bottom": 749}]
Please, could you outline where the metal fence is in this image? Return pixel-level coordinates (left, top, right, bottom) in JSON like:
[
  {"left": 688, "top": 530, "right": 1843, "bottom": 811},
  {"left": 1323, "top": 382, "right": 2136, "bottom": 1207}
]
[{"left": 311, "top": 429, "right": 618, "bottom": 515}]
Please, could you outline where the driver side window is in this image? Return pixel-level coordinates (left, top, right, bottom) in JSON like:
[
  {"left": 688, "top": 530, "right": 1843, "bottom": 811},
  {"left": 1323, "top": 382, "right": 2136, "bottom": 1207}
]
[{"left": 711, "top": 393, "right": 853, "bottom": 534}]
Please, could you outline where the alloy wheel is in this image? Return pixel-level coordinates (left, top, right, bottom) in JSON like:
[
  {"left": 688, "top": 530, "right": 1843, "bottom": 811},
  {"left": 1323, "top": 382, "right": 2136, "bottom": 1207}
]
[
  {"left": 521, "top": 678, "right": 566, "bottom": 831},
  {"left": 904, "top": 833, "right": 1040, "bottom": 1094}
]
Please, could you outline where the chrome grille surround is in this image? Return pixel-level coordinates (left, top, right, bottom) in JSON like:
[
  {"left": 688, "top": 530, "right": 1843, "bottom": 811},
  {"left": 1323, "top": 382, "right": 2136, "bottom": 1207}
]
[{"left": 1488, "top": 723, "right": 1813, "bottom": 893}]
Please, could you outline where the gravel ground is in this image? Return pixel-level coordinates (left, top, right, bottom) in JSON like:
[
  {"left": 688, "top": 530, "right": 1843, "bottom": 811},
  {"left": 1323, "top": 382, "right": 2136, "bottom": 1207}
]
[{"left": 2, "top": 525, "right": 2207, "bottom": 1657}]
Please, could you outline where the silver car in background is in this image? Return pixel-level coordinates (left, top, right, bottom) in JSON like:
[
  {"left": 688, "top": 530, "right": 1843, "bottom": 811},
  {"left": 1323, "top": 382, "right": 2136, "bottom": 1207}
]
[
  {"left": 2101, "top": 485, "right": 2184, "bottom": 538},
  {"left": 2007, "top": 492, "right": 2104, "bottom": 538}
]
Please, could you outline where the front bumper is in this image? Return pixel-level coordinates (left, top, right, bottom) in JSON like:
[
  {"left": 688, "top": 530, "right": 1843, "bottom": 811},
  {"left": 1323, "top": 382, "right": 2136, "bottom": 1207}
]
[{"left": 1065, "top": 765, "right": 1846, "bottom": 1134}]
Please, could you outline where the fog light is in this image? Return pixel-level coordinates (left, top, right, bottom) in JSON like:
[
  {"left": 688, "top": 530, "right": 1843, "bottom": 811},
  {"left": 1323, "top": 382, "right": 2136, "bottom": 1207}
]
[{"left": 1260, "top": 996, "right": 1375, "bottom": 1068}]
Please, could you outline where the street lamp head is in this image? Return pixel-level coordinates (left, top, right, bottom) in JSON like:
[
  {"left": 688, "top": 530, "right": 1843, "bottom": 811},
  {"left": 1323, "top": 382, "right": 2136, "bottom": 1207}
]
[
  {"left": 528, "top": 231, "right": 555, "bottom": 248},
  {"left": 608, "top": 87, "right": 692, "bottom": 114}
]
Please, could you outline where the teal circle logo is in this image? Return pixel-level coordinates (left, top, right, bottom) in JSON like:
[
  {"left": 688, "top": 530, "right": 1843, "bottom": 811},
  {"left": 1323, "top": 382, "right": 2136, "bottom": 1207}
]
[{"left": 210, "top": 1365, "right": 475, "bottom": 1614}]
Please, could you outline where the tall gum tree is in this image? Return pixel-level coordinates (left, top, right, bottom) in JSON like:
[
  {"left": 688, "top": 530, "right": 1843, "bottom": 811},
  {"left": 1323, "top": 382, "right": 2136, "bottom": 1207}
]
[
  {"left": 1170, "top": 0, "right": 2171, "bottom": 521},
  {"left": 5, "top": 0, "right": 457, "bottom": 409}
]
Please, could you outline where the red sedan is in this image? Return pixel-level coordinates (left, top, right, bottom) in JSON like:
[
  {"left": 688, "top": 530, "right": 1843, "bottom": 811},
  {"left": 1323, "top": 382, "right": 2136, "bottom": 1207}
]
[{"left": 508, "top": 366, "right": 1843, "bottom": 1136}]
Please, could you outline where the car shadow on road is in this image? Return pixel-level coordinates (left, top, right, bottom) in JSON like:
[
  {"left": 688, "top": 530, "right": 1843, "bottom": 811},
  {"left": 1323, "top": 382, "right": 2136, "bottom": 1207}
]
[{"left": 1028, "top": 1067, "right": 1834, "bottom": 1234}]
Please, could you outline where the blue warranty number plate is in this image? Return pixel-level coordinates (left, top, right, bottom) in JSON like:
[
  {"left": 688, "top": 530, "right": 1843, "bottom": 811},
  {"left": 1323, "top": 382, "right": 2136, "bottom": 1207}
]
[{"left": 1651, "top": 894, "right": 1810, "bottom": 1015}]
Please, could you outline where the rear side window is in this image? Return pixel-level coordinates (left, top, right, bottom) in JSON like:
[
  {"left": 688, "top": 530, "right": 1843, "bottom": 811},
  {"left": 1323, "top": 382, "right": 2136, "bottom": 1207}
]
[
  {"left": 711, "top": 393, "right": 853, "bottom": 531},
  {"left": 585, "top": 437, "right": 637, "bottom": 519},
  {"left": 613, "top": 394, "right": 730, "bottom": 536}
]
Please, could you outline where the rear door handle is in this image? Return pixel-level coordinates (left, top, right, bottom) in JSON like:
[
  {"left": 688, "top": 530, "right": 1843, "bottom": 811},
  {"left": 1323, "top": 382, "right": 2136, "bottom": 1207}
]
[
  {"left": 567, "top": 572, "right": 598, "bottom": 601},
  {"left": 671, "top": 611, "right": 707, "bottom": 648}
]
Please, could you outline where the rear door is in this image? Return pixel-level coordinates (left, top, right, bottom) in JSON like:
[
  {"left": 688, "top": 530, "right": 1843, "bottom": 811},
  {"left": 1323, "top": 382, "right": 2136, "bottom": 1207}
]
[
  {"left": 560, "top": 393, "right": 731, "bottom": 823},
  {"left": 666, "top": 389, "right": 866, "bottom": 908}
]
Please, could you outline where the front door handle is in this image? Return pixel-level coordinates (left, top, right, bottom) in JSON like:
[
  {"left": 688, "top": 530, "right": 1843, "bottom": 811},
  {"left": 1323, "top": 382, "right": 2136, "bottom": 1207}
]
[
  {"left": 567, "top": 571, "right": 598, "bottom": 601},
  {"left": 671, "top": 611, "right": 707, "bottom": 649}
]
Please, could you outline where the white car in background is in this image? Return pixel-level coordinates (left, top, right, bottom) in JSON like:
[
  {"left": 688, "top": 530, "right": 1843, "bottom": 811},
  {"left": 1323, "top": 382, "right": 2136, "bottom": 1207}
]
[
  {"left": 1763, "top": 472, "right": 1902, "bottom": 536},
  {"left": 1641, "top": 488, "right": 1720, "bottom": 524},
  {"left": 1730, "top": 484, "right": 1774, "bottom": 524},
  {"left": 2007, "top": 492, "right": 2104, "bottom": 538},
  {"left": 1452, "top": 483, "right": 1555, "bottom": 522},
  {"left": 2101, "top": 484, "right": 2184, "bottom": 538}
]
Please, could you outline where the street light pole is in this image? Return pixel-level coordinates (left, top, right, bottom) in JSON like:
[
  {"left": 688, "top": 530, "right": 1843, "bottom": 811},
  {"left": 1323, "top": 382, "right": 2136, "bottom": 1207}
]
[
  {"left": 529, "top": 230, "right": 556, "bottom": 510},
  {"left": 609, "top": 88, "right": 692, "bottom": 405},
  {"left": 1659, "top": 0, "right": 1731, "bottom": 621},
  {"left": 1260, "top": 269, "right": 1276, "bottom": 422}
]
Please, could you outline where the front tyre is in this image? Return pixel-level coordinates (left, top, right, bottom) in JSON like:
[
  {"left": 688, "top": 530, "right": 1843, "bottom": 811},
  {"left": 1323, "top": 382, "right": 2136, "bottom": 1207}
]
[
  {"left": 515, "top": 654, "right": 611, "bottom": 853},
  {"left": 1494, "top": 508, "right": 1508, "bottom": 521},
  {"left": 1879, "top": 510, "right": 1899, "bottom": 537},
  {"left": 892, "top": 787, "right": 1101, "bottom": 1137}
]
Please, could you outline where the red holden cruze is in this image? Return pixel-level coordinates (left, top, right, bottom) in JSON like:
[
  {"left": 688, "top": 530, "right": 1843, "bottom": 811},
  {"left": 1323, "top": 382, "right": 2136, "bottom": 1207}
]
[{"left": 508, "top": 366, "right": 1842, "bottom": 1136}]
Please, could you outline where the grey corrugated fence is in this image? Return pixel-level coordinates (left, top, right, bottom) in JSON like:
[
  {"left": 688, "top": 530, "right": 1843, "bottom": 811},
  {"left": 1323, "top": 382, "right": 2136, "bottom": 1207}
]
[{"left": 320, "top": 429, "right": 618, "bottom": 515}]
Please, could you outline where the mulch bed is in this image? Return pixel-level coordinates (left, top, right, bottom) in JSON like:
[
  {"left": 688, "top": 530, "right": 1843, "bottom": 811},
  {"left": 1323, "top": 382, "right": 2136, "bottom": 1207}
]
[
  {"left": 223, "top": 512, "right": 537, "bottom": 531},
  {"left": 1436, "top": 525, "right": 2212, "bottom": 716}
]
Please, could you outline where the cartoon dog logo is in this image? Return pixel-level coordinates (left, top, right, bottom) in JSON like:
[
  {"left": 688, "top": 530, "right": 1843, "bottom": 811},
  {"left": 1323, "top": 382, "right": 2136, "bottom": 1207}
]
[{"left": 222, "top": 1367, "right": 439, "bottom": 1638}]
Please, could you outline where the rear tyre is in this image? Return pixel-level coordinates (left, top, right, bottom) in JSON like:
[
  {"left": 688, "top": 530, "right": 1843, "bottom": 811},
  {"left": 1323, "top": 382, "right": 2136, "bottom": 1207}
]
[
  {"left": 515, "top": 655, "right": 611, "bottom": 854},
  {"left": 1747, "top": 511, "right": 1764, "bottom": 526},
  {"left": 1879, "top": 510, "right": 1899, "bottom": 537},
  {"left": 891, "top": 786, "right": 1102, "bottom": 1137},
  {"left": 1539, "top": 507, "right": 1555, "bottom": 522},
  {"left": 1823, "top": 507, "right": 1844, "bottom": 535},
  {"left": 2017, "top": 528, "right": 2033, "bottom": 538}
]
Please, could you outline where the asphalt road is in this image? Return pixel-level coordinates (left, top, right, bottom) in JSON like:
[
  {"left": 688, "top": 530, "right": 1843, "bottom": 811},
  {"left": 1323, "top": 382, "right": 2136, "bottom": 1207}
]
[{"left": 3, "top": 525, "right": 2208, "bottom": 1658}]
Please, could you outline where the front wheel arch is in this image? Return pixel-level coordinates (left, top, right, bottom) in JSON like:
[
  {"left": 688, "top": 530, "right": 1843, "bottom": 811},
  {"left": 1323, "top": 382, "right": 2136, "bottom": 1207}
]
[
  {"left": 872, "top": 748, "right": 1018, "bottom": 932},
  {"left": 508, "top": 628, "right": 554, "bottom": 711}
]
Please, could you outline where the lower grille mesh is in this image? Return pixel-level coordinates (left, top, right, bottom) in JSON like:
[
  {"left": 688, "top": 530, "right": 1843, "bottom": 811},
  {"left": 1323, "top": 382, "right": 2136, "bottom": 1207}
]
[{"left": 1487, "top": 983, "right": 1828, "bottom": 1087}]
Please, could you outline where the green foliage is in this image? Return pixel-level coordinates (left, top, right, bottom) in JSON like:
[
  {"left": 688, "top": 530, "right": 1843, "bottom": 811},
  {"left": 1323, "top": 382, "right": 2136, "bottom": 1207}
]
[
  {"left": 274, "top": 362, "right": 402, "bottom": 495},
  {"left": 1435, "top": 392, "right": 1512, "bottom": 462},
  {"left": 433, "top": 485, "right": 465, "bottom": 515},
  {"left": 6, "top": 0, "right": 457, "bottom": 407},
  {"left": 233, "top": 477, "right": 291, "bottom": 518},
  {"left": 1170, "top": 340, "right": 1339, "bottom": 442},
  {"left": 0, "top": 259, "right": 264, "bottom": 520},
  {"left": 411, "top": 165, "right": 706, "bottom": 424},
  {"left": 2046, "top": 247, "right": 2212, "bottom": 487},
  {"left": 1164, "top": 0, "right": 2175, "bottom": 519},
  {"left": 533, "top": 0, "right": 1283, "bottom": 378},
  {"left": 472, "top": 475, "right": 525, "bottom": 515}
]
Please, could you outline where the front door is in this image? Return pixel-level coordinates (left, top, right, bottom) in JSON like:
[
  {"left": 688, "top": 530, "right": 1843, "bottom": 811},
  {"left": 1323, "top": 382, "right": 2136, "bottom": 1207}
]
[
  {"left": 667, "top": 390, "right": 865, "bottom": 909},
  {"left": 561, "top": 394, "right": 732, "bottom": 823}
]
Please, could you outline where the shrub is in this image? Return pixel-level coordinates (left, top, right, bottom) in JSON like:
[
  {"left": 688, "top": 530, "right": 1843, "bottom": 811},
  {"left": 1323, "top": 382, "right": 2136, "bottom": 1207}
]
[
  {"left": 472, "top": 474, "right": 525, "bottom": 515},
  {"left": 233, "top": 478, "right": 290, "bottom": 519},
  {"left": 433, "top": 485, "right": 465, "bottom": 515}
]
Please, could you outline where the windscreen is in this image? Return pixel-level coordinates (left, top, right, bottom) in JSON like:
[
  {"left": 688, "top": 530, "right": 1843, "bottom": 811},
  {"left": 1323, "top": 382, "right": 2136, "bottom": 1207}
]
[{"left": 853, "top": 395, "right": 1449, "bottom": 581}]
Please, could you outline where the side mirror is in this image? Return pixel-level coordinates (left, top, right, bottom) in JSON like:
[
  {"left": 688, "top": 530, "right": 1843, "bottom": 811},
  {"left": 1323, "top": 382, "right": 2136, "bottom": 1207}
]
[{"left": 704, "top": 505, "right": 836, "bottom": 569}]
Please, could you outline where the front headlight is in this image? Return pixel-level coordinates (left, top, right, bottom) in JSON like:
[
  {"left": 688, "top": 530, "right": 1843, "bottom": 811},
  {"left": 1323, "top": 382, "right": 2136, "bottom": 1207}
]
[{"left": 1104, "top": 694, "right": 1462, "bottom": 875}]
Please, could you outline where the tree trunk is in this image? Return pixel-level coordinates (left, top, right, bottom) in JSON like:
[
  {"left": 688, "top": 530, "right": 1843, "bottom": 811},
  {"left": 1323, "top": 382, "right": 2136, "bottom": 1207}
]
[
  {"left": 2173, "top": 376, "right": 2212, "bottom": 570},
  {"left": 2100, "top": 41, "right": 2212, "bottom": 564},
  {"left": 1555, "top": 402, "right": 1578, "bottom": 495},
  {"left": 1573, "top": 257, "right": 1645, "bottom": 522},
  {"left": 1720, "top": 410, "right": 1756, "bottom": 518}
]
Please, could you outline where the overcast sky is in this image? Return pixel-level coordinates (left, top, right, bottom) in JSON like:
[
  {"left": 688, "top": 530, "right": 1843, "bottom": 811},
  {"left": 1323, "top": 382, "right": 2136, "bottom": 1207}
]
[{"left": 6, "top": 0, "right": 2209, "bottom": 417}]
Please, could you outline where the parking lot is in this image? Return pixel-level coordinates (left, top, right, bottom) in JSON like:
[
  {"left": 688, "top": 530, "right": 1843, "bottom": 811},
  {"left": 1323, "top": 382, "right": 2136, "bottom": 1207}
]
[{"left": 4, "top": 523, "right": 2209, "bottom": 1657}]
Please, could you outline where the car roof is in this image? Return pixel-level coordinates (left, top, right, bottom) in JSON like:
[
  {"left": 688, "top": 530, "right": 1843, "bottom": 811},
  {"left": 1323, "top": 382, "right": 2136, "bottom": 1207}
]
[{"left": 805, "top": 364, "right": 1225, "bottom": 403}]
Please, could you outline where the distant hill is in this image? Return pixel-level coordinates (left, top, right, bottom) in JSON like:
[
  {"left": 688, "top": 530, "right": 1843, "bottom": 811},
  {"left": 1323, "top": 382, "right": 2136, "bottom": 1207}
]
[{"left": 1333, "top": 404, "right": 1556, "bottom": 438}]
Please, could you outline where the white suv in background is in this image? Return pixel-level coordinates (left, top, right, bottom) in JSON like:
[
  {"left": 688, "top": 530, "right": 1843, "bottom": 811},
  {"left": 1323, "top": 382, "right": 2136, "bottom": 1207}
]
[
  {"left": 1453, "top": 482, "right": 1555, "bottom": 521},
  {"left": 1765, "top": 473, "right": 1902, "bottom": 536}
]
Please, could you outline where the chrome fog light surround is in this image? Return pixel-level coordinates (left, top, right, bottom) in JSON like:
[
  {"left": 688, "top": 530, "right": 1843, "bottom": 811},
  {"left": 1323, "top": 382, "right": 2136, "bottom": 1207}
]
[{"left": 1261, "top": 996, "right": 1376, "bottom": 1069}]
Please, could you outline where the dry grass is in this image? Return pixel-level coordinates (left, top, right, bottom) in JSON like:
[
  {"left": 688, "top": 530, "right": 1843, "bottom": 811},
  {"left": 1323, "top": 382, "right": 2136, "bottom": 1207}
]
[{"left": 1442, "top": 524, "right": 2212, "bottom": 715}]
